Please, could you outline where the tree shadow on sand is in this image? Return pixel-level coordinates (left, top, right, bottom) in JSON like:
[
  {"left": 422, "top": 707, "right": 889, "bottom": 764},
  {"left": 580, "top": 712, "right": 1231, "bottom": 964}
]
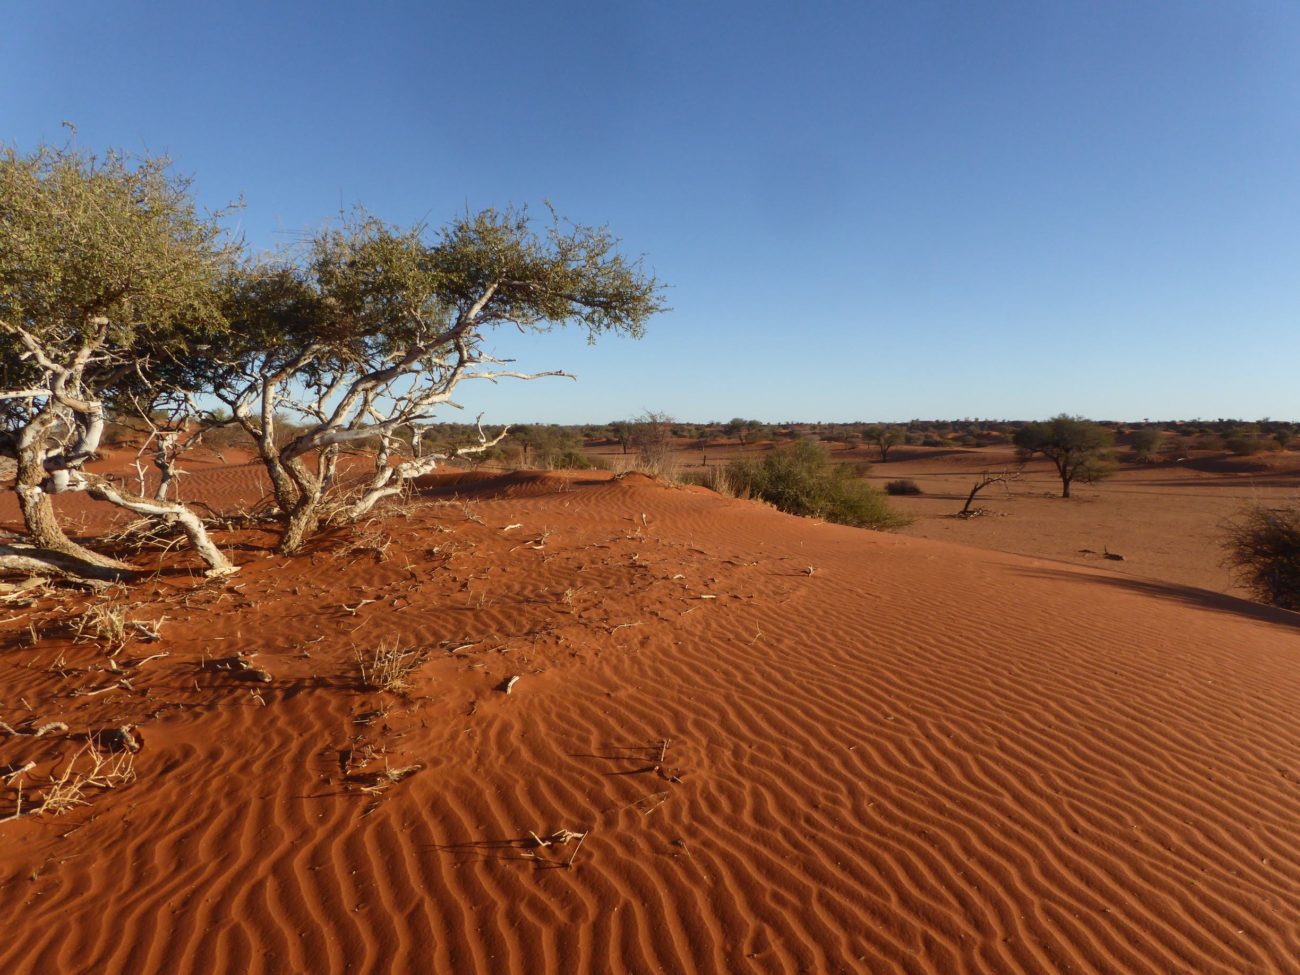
[{"left": 1009, "top": 567, "right": 1300, "bottom": 631}]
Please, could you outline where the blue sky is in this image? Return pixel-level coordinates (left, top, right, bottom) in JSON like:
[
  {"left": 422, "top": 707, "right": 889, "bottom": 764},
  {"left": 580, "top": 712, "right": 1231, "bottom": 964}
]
[{"left": 4, "top": 1, "right": 1298, "bottom": 423}]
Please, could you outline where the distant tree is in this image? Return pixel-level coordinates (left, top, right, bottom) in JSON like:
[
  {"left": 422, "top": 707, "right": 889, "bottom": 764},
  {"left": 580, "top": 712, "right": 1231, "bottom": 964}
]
[
  {"left": 725, "top": 417, "right": 765, "bottom": 446},
  {"left": 630, "top": 411, "right": 674, "bottom": 475},
  {"left": 509, "top": 425, "right": 589, "bottom": 469},
  {"left": 864, "top": 425, "right": 904, "bottom": 462},
  {"left": 608, "top": 420, "right": 635, "bottom": 454},
  {"left": 1224, "top": 429, "right": 1261, "bottom": 457},
  {"left": 1128, "top": 428, "right": 1162, "bottom": 462},
  {"left": 1164, "top": 434, "right": 1193, "bottom": 459},
  {"left": 1013, "top": 415, "right": 1114, "bottom": 498}
]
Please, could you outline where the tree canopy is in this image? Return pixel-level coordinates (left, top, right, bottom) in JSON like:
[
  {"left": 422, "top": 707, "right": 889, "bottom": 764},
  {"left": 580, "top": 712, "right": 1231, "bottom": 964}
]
[
  {"left": 199, "top": 208, "right": 665, "bottom": 552},
  {"left": 1, "top": 142, "right": 666, "bottom": 580},
  {"left": 1013, "top": 415, "right": 1114, "bottom": 498},
  {"left": 0, "top": 142, "right": 237, "bottom": 577}
]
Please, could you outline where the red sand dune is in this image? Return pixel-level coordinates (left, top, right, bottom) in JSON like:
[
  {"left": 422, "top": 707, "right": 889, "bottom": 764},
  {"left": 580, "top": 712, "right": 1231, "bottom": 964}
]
[{"left": 1, "top": 469, "right": 1298, "bottom": 973}]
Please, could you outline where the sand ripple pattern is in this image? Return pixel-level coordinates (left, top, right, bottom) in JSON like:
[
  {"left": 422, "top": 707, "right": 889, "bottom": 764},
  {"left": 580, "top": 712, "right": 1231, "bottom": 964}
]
[{"left": 1, "top": 472, "right": 1298, "bottom": 973}]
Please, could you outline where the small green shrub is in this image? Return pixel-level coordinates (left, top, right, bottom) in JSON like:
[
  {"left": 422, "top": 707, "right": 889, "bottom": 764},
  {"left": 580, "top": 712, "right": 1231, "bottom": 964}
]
[
  {"left": 727, "top": 440, "right": 907, "bottom": 530},
  {"left": 1222, "top": 505, "right": 1300, "bottom": 611},
  {"left": 1225, "top": 435, "right": 1259, "bottom": 457},
  {"left": 547, "top": 447, "right": 594, "bottom": 470},
  {"left": 1128, "top": 428, "right": 1162, "bottom": 462},
  {"left": 885, "top": 479, "right": 923, "bottom": 496}
]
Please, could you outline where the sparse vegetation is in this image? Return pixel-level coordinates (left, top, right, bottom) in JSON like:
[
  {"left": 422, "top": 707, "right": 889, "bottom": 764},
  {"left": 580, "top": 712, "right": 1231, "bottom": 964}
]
[
  {"left": 356, "top": 641, "right": 425, "bottom": 693},
  {"left": 1222, "top": 504, "right": 1300, "bottom": 611},
  {"left": 885, "top": 479, "right": 923, "bottom": 496},
  {"left": 74, "top": 601, "right": 130, "bottom": 654},
  {"left": 864, "top": 426, "right": 905, "bottom": 462},
  {"left": 1, "top": 140, "right": 665, "bottom": 583},
  {"left": 1127, "top": 428, "right": 1162, "bottom": 462},
  {"left": 1013, "top": 415, "right": 1115, "bottom": 498},
  {"left": 727, "top": 440, "right": 907, "bottom": 530},
  {"left": 1, "top": 744, "right": 136, "bottom": 823},
  {"left": 627, "top": 411, "right": 677, "bottom": 478}
]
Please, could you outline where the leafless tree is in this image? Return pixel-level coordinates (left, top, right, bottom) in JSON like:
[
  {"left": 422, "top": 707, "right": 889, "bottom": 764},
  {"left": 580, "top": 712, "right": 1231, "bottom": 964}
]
[{"left": 958, "top": 466, "right": 1024, "bottom": 517}]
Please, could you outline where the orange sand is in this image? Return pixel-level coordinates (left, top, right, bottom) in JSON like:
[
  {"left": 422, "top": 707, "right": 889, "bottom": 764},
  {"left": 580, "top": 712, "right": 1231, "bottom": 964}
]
[{"left": 1, "top": 467, "right": 1298, "bottom": 973}]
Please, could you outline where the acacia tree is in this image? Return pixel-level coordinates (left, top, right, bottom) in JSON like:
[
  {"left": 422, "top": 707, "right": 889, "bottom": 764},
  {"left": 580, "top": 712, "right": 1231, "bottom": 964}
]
[
  {"left": 0, "top": 143, "right": 238, "bottom": 580},
  {"left": 630, "top": 411, "right": 674, "bottom": 474},
  {"left": 725, "top": 417, "right": 765, "bottom": 446},
  {"left": 195, "top": 208, "right": 664, "bottom": 553},
  {"left": 608, "top": 420, "right": 634, "bottom": 454},
  {"left": 1013, "top": 415, "right": 1114, "bottom": 498},
  {"left": 864, "top": 425, "right": 904, "bottom": 462}
]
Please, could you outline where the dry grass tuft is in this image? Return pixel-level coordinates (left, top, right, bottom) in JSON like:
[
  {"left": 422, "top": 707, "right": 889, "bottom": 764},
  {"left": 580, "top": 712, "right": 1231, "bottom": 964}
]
[
  {"left": 74, "top": 601, "right": 130, "bottom": 653},
  {"left": 2, "top": 745, "right": 136, "bottom": 822},
  {"left": 356, "top": 641, "right": 426, "bottom": 693}
]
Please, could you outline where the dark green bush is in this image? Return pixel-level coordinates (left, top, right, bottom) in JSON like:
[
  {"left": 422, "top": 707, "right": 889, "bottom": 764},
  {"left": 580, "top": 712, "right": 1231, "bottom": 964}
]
[
  {"left": 885, "top": 479, "right": 923, "bottom": 496},
  {"left": 1127, "top": 428, "right": 1162, "bottom": 461},
  {"left": 727, "top": 440, "right": 907, "bottom": 530},
  {"left": 1222, "top": 505, "right": 1300, "bottom": 611},
  {"left": 1225, "top": 435, "right": 1259, "bottom": 457}
]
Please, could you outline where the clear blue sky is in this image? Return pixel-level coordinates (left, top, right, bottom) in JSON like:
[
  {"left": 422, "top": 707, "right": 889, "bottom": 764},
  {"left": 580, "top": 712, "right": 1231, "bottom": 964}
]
[{"left": 4, "top": 1, "right": 1299, "bottom": 423}]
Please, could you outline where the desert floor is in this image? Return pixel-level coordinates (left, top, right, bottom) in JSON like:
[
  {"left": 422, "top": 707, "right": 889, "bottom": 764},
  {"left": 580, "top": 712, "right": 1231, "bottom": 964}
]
[{"left": 1, "top": 454, "right": 1298, "bottom": 973}]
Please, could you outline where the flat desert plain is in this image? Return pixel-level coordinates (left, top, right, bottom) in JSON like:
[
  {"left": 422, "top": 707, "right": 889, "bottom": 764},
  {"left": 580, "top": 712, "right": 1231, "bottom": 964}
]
[{"left": 1, "top": 449, "right": 1299, "bottom": 974}]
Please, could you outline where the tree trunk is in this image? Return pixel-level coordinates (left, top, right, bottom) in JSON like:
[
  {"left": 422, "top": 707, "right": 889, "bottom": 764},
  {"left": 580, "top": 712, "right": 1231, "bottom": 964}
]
[
  {"left": 256, "top": 437, "right": 299, "bottom": 514},
  {"left": 14, "top": 446, "right": 130, "bottom": 571},
  {"left": 277, "top": 457, "right": 322, "bottom": 554},
  {"left": 278, "top": 505, "right": 319, "bottom": 554}
]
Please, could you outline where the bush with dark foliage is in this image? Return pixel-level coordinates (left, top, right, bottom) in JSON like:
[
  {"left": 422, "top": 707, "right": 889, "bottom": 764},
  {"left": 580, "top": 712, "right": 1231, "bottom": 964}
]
[
  {"left": 885, "top": 479, "right": 923, "bottom": 496},
  {"left": 1222, "top": 505, "right": 1300, "bottom": 611}
]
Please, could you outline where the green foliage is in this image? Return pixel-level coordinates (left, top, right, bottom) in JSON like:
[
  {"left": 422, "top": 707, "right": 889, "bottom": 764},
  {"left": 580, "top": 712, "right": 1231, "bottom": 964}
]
[
  {"left": 203, "top": 205, "right": 666, "bottom": 551},
  {"left": 725, "top": 417, "right": 767, "bottom": 445},
  {"left": 0, "top": 142, "right": 235, "bottom": 446},
  {"left": 1013, "top": 415, "right": 1115, "bottom": 498},
  {"left": 0, "top": 143, "right": 233, "bottom": 361},
  {"left": 864, "top": 425, "right": 905, "bottom": 460},
  {"left": 1224, "top": 431, "right": 1261, "bottom": 456},
  {"left": 727, "top": 440, "right": 907, "bottom": 530},
  {"left": 1127, "top": 428, "right": 1162, "bottom": 461},
  {"left": 1222, "top": 505, "right": 1300, "bottom": 611},
  {"left": 508, "top": 425, "right": 592, "bottom": 469}
]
